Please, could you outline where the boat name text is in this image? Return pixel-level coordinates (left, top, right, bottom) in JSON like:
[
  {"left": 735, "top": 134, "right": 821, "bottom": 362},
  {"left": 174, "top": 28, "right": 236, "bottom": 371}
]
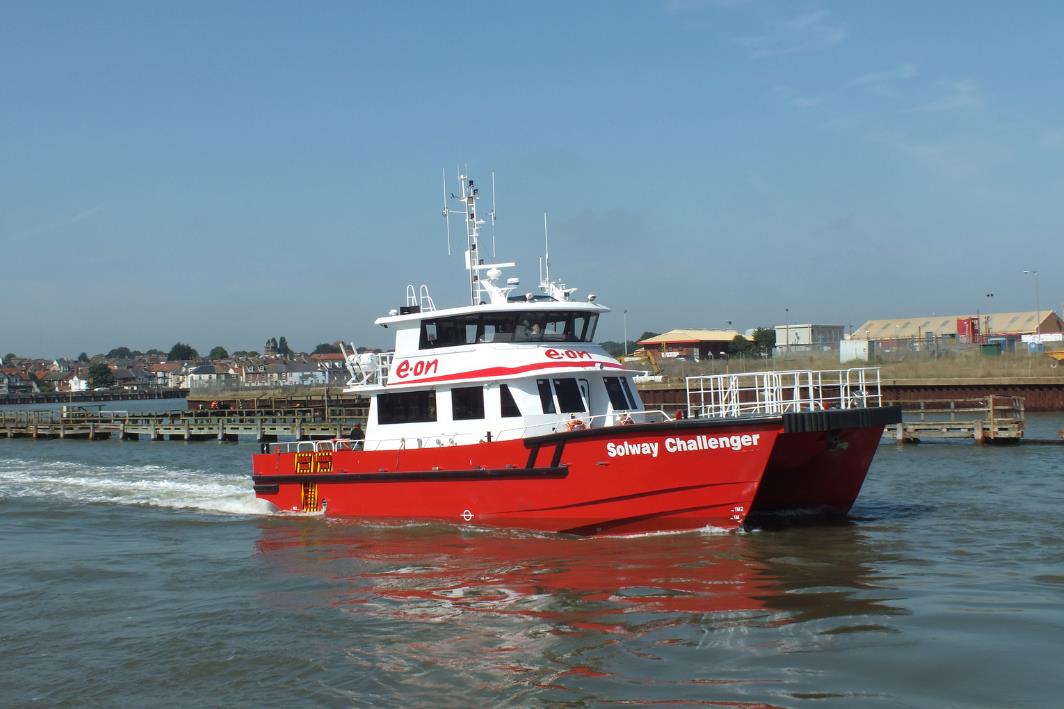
[{"left": 606, "top": 433, "right": 761, "bottom": 459}]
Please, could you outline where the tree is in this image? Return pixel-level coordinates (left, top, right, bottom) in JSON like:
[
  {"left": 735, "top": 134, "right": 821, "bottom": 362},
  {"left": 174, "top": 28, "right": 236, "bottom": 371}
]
[
  {"left": 313, "top": 342, "right": 342, "bottom": 354},
  {"left": 277, "top": 336, "right": 292, "bottom": 356},
  {"left": 208, "top": 346, "right": 229, "bottom": 360},
  {"left": 77, "top": 352, "right": 90, "bottom": 363},
  {"left": 88, "top": 362, "right": 115, "bottom": 389},
  {"left": 752, "top": 328, "right": 776, "bottom": 355},
  {"left": 3, "top": 353, "right": 14, "bottom": 365},
  {"left": 145, "top": 348, "right": 164, "bottom": 356},
  {"left": 167, "top": 342, "right": 199, "bottom": 361},
  {"left": 637, "top": 331, "right": 660, "bottom": 343},
  {"left": 729, "top": 335, "right": 755, "bottom": 355},
  {"left": 108, "top": 346, "right": 133, "bottom": 359}
]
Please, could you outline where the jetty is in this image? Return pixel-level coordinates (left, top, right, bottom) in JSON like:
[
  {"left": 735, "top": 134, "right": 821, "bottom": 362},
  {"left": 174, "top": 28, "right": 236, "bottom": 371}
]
[
  {"left": 0, "top": 405, "right": 367, "bottom": 442},
  {"left": 885, "top": 396, "right": 1026, "bottom": 444}
]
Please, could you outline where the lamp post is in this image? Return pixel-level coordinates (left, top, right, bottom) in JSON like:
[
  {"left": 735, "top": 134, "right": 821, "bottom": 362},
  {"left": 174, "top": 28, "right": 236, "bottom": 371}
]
[
  {"left": 1023, "top": 270, "right": 1041, "bottom": 344},
  {"left": 623, "top": 309, "right": 629, "bottom": 358},
  {"left": 985, "top": 292, "right": 994, "bottom": 338},
  {"left": 784, "top": 308, "right": 790, "bottom": 356}
]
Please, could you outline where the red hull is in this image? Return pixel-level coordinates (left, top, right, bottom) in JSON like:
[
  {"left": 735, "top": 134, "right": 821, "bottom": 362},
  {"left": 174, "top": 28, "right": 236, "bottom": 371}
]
[
  {"left": 752, "top": 426, "right": 887, "bottom": 515},
  {"left": 252, "top": 409, "right": 899, "bottom": 535},
  {"left": 253, "top": 422, "right": 779, "bottom": 535}
]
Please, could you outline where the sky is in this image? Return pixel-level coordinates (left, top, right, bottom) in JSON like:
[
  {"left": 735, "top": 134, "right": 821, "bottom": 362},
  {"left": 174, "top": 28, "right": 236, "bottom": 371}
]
[{"left": 2, "top": 1, "right": 1062, "bottom": 358}]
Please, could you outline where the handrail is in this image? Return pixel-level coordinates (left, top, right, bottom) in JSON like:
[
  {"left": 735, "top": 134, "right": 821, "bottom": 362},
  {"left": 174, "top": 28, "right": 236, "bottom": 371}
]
[
  {"left": 686, "top": 367, "right": 883, "bottom": 420},
  {"left": 263, "top": 409, "right": 675, "bottom": 453}
]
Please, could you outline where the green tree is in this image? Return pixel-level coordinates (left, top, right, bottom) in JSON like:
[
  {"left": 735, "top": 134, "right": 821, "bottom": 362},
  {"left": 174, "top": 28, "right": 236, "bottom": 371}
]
[
  {"left": 752, "top": 328, "right": 776, "bottom": 355},
  {"left": 3, "top": 353, "right": 15, "bottom": 364},
  {"left": 313, "top": 342, "right": 342, "bottom": 354},
  {"left": 729, "top": 335, "right": 755, "bottom": 355},
  {"left": 167, "top": 342, "right": 199, "bottom": 361},
  {"left": 88, "top": 362, "right": 115, "bottom": 388},
  {"left": 108, "top": 346, "right": 133, "bottom": 359},
  {"left": 637, "top": 331, "right": 660, "bottom": 343},
  {"left": 77, "top": 352, "right": 90, "bottom": 362},
  {"left": 145, "top": 348, "right": 164, "bottom": 356},
  {"left": 208, "top": 346, "right": 229, "bottom": 360},
  {"left": 277, "top": 336, "right": 292, "bottom": 356}
]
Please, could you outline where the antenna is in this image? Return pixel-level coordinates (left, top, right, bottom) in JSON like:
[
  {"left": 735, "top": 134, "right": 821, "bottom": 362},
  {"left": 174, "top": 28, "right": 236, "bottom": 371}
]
[
  {"left": 490, "top": 171, "right": 497, "bottom": 258},
  {"left": 543, "top": 212, "right": 551, "bottom": 286},
  {"left": 441, "top": 168, "right": 452, "bottom": 256}
]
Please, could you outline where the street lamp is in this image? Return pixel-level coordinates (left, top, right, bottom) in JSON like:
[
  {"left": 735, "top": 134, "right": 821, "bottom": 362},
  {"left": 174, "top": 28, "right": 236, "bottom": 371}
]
[
  {"left": 985, "top": 292, "right": 994, "bottom": 338},
  {"left": 1023, "top": 270, "right": 1041, "bottom": 344},
  {"left": 784, "top": 308, "right": 790, "bottom": 355}
]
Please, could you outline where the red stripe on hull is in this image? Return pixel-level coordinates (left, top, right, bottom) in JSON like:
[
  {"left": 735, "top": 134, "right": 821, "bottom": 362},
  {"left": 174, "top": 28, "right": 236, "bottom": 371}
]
[
  {"left": 253, "top": 424, "right": 781, "bottom": 535},
  {"left": 751, "top": 426, "right": 887, "bottom": 514}
]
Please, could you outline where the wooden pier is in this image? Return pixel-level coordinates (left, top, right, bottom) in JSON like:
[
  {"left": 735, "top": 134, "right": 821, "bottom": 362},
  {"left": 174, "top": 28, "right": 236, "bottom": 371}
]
[
  {"left": 0, "top": 406, "right": 368, "bottom": 443},
  {"left": 885, "top": 396, "right": 1025, "bottom": 444}
]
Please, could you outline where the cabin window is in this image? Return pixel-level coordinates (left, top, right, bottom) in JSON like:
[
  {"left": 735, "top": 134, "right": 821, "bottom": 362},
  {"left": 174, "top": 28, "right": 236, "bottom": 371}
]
[
  {"left": 619, "top": 377, "right": 637, "bottom": 408},
  {"left": 536, "top": 379, "right": 556, "bottom": 414},
  {"left": 451, "top": 386, "right": 485, "bottom": 420},
  {"left": 553, "top": 378, "right": 586, "bottom": 413},
  {"left": 479, "top": 314, "right": 516, "bottom": 343},
  {"left": 603, "top": 377, "right": 630, "bottom": 410},
  {"left": 422, "top": 311, "right": 599, "bottom": 348},
  {"left": 378, "top": 390, "right": 437, "bottom": 424},
  {"left": 500, "top": 384, "right": 521, "bottom": 417}
]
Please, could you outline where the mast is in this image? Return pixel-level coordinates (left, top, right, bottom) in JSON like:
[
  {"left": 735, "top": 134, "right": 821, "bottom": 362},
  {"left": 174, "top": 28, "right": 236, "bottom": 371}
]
[{"left": 444, "top": 171, "right": 514, "bottom": 306}]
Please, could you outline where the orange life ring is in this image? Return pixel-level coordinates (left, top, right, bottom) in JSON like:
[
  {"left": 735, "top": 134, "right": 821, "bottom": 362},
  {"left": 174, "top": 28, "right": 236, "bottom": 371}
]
[{"left": 566, "top": 417, "right": 587, "bottom": 431}]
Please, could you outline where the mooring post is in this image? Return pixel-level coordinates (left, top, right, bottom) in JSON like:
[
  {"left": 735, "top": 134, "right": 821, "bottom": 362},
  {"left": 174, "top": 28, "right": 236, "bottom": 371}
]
[
  {"left": 975, "top": 420, "right": 985, "bottom": 444},
  {"left": 895, "top": 422, "right": 906, "bottom": 445}
]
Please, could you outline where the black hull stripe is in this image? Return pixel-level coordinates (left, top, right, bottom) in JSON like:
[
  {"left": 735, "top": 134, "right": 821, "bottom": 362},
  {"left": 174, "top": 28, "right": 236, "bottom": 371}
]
[
  {"left": 253, "top": 466, "right": 568, "bottom": 486},
  {"left": 504, "top": 480, "right": 744, "bottom": 514}
]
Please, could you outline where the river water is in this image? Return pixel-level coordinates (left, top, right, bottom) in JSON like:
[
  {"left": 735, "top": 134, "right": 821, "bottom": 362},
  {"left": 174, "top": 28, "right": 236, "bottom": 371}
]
[{"left": 2, "top": 403, "right": 1062, "bottom": 707}]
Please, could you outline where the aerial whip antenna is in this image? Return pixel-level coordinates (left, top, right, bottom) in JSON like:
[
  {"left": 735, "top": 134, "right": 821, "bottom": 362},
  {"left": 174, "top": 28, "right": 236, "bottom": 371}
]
[
  {"left": 490, "top": 171, "right": 498, "bottom": 257},
  {"left": 441, "top": 168, "right": 452, "bottom": 256}
]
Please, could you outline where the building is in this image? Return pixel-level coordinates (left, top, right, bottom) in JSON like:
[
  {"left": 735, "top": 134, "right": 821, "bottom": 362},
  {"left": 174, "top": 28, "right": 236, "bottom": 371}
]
[
  {"left": 852, "top": 311, "right": 1064, "bottom": 344},
  {"left": 638, "top": 329, "right": 748, "bottom": 361},
  {"left": 774, "top": 324, "right": 845, "bottom": 354}
]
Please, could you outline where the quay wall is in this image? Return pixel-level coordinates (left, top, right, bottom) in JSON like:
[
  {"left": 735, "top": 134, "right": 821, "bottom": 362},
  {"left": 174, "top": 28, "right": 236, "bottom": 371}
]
[{"left": 0, "top": 389, "right": 189, "bottom": 407}]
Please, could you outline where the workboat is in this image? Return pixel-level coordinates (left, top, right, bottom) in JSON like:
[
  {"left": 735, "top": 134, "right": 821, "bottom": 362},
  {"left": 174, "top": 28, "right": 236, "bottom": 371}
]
[{"left": 251, "top": 173, "right": 901, "bottom": 535}]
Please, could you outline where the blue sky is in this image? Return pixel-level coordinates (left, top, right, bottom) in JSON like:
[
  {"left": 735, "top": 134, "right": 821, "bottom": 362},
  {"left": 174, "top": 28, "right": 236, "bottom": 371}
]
[{"left": 2, "top": 1, "right": 1061, "bottom": 357}]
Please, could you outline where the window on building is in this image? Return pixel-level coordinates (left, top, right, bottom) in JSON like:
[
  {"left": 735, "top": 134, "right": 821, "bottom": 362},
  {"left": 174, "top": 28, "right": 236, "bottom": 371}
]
[
  {"left": 378, "top": 390, "right": 437, "bottom": 424},
  {"left": 451, "top": 386, "right": 485, "bottom": 420},
  {"left": 553, "top": 378, "right": 586, "bottom": 413},
  {"left": 500, "top": 384, "right": 521, "bottom": 417},
  {"left": 537, "top": 379, "right": 556, "bottom": 414}
]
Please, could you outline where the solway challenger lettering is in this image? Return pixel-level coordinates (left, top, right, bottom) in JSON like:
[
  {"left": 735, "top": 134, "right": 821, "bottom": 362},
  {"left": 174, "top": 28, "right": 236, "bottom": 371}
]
[{"left": 606, "top": 433, "right": 761, "bottom": 459}]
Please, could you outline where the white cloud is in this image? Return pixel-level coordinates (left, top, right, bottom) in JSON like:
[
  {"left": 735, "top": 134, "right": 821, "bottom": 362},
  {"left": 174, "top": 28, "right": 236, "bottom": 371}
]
[
  {"left": 846, "top": 62, "right": 918, "bottom": 89},
  {"left": 911, "top": 79, "right": 985, "bottom": 113},
  {"left": 735, "top": 10, "right": 846, "bottom": 58}
]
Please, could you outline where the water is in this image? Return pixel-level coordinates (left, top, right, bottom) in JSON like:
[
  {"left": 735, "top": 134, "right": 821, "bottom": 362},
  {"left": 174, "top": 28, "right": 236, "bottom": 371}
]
[{"left": 2, "top": 409, "right": 1063, "bottom": 707}]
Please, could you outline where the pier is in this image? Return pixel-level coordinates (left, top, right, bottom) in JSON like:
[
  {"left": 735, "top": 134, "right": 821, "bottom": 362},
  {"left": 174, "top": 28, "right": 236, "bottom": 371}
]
[
  {"left": 0, "top": 406, "right": 367, "bottom": 443},
  {"left": 885, "top": 396, "right": 1026, "bottom": 444}
]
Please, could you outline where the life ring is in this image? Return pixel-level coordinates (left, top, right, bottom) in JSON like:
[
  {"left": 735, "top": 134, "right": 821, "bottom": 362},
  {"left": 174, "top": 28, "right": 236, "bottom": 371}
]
[
  {"left": 618, "top": 413, "right": 634, "bottom": 425},
  {"left": 566, "top": 417, "right": 587, "bottom": 431}
]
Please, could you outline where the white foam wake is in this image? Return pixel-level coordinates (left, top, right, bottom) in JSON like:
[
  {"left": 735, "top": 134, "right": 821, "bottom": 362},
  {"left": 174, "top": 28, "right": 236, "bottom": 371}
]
[{"left": 0, "top": 458, "right": 272, "bottom": 516}]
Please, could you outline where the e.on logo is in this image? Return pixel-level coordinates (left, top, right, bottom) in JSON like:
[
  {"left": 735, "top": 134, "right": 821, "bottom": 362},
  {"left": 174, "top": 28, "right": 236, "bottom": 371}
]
[
  {"left": 544, "top": 348, "right": 592, "bottom": 361},
  {"left": 395, "top": 359, "right": 439, "bottom": 379}
]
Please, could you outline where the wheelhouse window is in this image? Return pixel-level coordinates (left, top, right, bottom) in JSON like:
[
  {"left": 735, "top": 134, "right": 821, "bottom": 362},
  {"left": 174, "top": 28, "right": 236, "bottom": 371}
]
[
  {"left": 451, "top": 386, "right": 485, "bottom": 420},
  {"left": 421, "top": 311, "right": 599, "bottom": 349},
  {"left": 603, "top": 377, "right": 630, "bottom": 410},
  {"left": 536, "top": 379, "right": 556, "bottom": 414},
  {"left": 619, "top": 377, "right": 637, "bottom": 408},
  {"left": 500, "top": 384, "right": 521, "bottom": 417},
  {"left": 553, "top": 378, "right": 586, "bottom": 413},
  {"left": 378, "top": 390, "right": 437, "bottom": 424}
]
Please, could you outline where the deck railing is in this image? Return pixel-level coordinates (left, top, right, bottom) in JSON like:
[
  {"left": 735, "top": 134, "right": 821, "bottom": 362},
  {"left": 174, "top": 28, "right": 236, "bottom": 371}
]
[{"left": 685, "top": 367, "right": 883, "bottom": 419}]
